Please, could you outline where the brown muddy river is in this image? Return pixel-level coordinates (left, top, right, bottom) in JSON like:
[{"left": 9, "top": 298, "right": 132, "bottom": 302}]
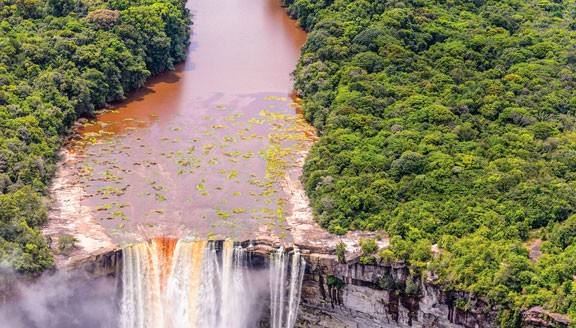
[{"left": 68, "top": 0, "right": 311, "bottom": 242}]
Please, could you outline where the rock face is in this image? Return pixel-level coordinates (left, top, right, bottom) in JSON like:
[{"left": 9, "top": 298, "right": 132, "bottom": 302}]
[
  {"left": 64, "top": 248, "right": 123, "bottom": 277},
  {"left": 61, "top": 241, "right": 571, "bottom": 328},
  {"left": 295, "top": 253, "right": 498, "bottom": 328},
  {"left": 524, "top": 307, "right": 571, "bottom": 328}
]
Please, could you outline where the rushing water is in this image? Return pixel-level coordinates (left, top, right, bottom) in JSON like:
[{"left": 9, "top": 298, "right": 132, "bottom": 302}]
[
  {"left": 120, "top": 238, "right": 305, "bottom": 328},
  {"left": 25, "top": 0, "right": 312, "bottom": 327}
]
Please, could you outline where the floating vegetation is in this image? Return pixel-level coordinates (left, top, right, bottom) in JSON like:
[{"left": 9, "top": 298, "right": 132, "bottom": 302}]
[
  {"left": 248, "top": 118, "right": 264, "bottom": 124},
  {"left": 152, "top": 185, "right": 167, "bottom": 191},
  {"left": 264, "top": 95, "right": 286, "bottom": 101},
  {"left": 216, "top": 210, "right": 230, "bottom": 219},
  {"left": 223, "top": 150, "right": 240, "bottom": 157},
  {"left": 223, "top": 136, "right": 237, "bottom": 143},
  {"left": 227, "top": 170, "right": 238, "bottom": 179},
  {"left": 69, "top": 92, "right": 314, "bottom": 243},
  {"left": 95, "top": 204, "right": 112, "bottom": 211}
]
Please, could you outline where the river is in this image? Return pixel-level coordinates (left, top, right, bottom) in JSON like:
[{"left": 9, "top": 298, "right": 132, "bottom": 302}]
[
  {"left": 55, "top": 0, "right": 310, "bottom": 244},
  {"left": 0, "top": 1, "right": 313, "bottom": 326}
]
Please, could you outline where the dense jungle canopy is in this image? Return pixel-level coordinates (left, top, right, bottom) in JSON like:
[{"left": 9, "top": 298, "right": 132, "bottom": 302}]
[
  {"left": 283, "top": 0, "right": 576, "bottom": 321},
  {"left": 0, "top": 0, "right": 190, "bottom": 272},
  {"left": 1, "top": 0, "right": 576, "bottom": 322}
]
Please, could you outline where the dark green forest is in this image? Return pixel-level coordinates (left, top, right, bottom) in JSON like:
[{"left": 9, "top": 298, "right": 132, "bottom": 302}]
[
  {"left": 283, "top": 0, "right": 576, "bottom": 321},
  {"left": 0, "top": 0, "right": 190, "bottom": 272},
  {"left": 2, "top": 0, "right": 576, "bottom": 322}
]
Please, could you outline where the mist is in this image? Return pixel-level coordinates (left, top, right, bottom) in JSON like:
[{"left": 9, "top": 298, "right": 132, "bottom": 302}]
[{"left": 0, "top": 270, "right": 118, "bottom": 328}]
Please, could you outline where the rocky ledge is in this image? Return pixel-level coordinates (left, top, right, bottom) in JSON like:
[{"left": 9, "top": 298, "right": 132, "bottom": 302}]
[
  {"left": 44, "top": 149, "right": 118, "bottom": 269},
  {"left": 294, "top": 252, "right": 571, "bottom": 328},
  {"left": 61, "top": 238, "right": 571, "bottom": 328}
]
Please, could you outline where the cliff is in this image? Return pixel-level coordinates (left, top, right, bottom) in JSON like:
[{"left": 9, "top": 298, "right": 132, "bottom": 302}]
[
  {"left": 61, "top": 240, "right": 569, "bottom": 328},
  {"left": 295, "top": 252, "right": 496, "bottom": 328},
  {"left": 295, "top": 251, "right": 571, "bottom": 328}
]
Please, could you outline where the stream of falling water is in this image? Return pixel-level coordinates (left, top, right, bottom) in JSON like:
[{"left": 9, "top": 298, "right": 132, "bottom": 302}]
[{"left": 120, "top": 237, "right": 305, "bottom": 328}]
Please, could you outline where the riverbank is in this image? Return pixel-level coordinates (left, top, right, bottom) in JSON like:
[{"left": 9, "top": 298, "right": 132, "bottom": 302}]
[
  {"left": 280, "top": 148, "right": 389, "bottom": 255},
  {"left": 44, "top": 148, "right": 118, "bottom": 269},
  {"left": 0, "top": 0, "right": 191, "bottom": 273}
]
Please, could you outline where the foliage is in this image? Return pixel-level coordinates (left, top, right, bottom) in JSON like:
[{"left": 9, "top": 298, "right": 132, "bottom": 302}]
[
  {"left": 285, "top": 0, "right": 576, "bottom": 319},
  {"left": 377, "top": 274, "right": 396, "bottom": 291},
  {"left": 326, "top": 275, "right": 345, "bottom": 289},
  {"left": 336, "top": 240, "right": 346, "bottom": 263},
  {"left": 0, "top": 0, "right": 191, "bottom": 272},
  {"left": 56, "top": 233, "right": 78, "bottom": 255},
  {"left": 359, "top": 237, "right": 378, "bottom": 264},
  {"left": 405, "top": 278, "right": 421, "bottom": 297}
]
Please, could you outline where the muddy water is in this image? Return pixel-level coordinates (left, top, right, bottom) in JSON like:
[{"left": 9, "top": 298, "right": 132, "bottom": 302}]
[{"left": 67, "top": 0, "right": 312, "bottom": 242}]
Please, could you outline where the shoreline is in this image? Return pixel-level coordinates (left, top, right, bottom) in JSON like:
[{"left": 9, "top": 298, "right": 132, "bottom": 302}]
[
  {"left": 279, "top": 141, "right": 389, "bottom": 256},
  {"left": 43, "top": 149, "right": 118, "bottom": 269}
]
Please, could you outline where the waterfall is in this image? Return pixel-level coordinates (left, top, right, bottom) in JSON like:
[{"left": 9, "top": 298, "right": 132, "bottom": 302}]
[
  {"left": 120, "top": 238, "right": 305, "bottom": 328},
  {"left": 269, "top": 246, "right": 306, "bottom": 328},
  {"left": 286, "top": 247, "right": 306, "bottom": 328}
]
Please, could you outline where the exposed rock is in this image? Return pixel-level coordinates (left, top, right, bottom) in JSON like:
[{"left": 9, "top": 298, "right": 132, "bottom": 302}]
[
  {"left": 279, "top": 149, "right": 335, "bottom": 254},
  {"left": 296, "top": 253, "right": 498, "bottom": 328},
  {"left": 524, "top": 307, "right": 571, "bottom": 327},
  {"left": 63, "top": 248, "right": 123, "bottom": 277},
  {"left": 280, "top": 148, "right": 388, "bottom": 256},
  {"left": 526, "top": 239, "right": 543, "bottom": 263},
  {"left": 43, "top": 149, "right": 118, "bottom": 269}
]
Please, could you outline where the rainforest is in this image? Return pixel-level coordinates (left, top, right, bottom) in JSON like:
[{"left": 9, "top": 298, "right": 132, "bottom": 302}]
[
  {"left": 0, "top": 0, "right": 190, "bottom": 272},
  {"left": 1, "top": 0, "right": 576, "bottom": 325},
  {"left": 283, "top": 0, "right": 576, "bottom": 321}
]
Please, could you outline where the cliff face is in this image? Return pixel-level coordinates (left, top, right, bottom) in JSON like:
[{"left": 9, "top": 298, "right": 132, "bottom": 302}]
[
  {"left": 63, "top": 242, "right": 570, "bottom": 328},
  {"left": 296, "top": 253, "right": 498, "bottom": 328}
]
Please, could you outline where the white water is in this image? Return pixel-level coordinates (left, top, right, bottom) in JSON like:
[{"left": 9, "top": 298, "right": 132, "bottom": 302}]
[
  {"left": 120, "top": 239, "right": 305, "bottom": 328},
  {"left": 270, "top": 246, "right": 306, "bottom": 328}
]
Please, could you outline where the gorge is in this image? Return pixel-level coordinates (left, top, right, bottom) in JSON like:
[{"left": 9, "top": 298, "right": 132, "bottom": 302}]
[{"left": 0, "top": 0, "right": 574, "bottom": 326}]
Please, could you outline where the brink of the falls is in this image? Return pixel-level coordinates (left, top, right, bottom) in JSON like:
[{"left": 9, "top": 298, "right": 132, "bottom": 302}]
[{"left": 120, "top": 237, "right": 305, "bottom": 328}]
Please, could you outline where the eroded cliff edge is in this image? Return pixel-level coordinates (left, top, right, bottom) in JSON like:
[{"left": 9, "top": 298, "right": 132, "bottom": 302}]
[{"left": 65, "top": 240, "right": 569, "bottom": 328}]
